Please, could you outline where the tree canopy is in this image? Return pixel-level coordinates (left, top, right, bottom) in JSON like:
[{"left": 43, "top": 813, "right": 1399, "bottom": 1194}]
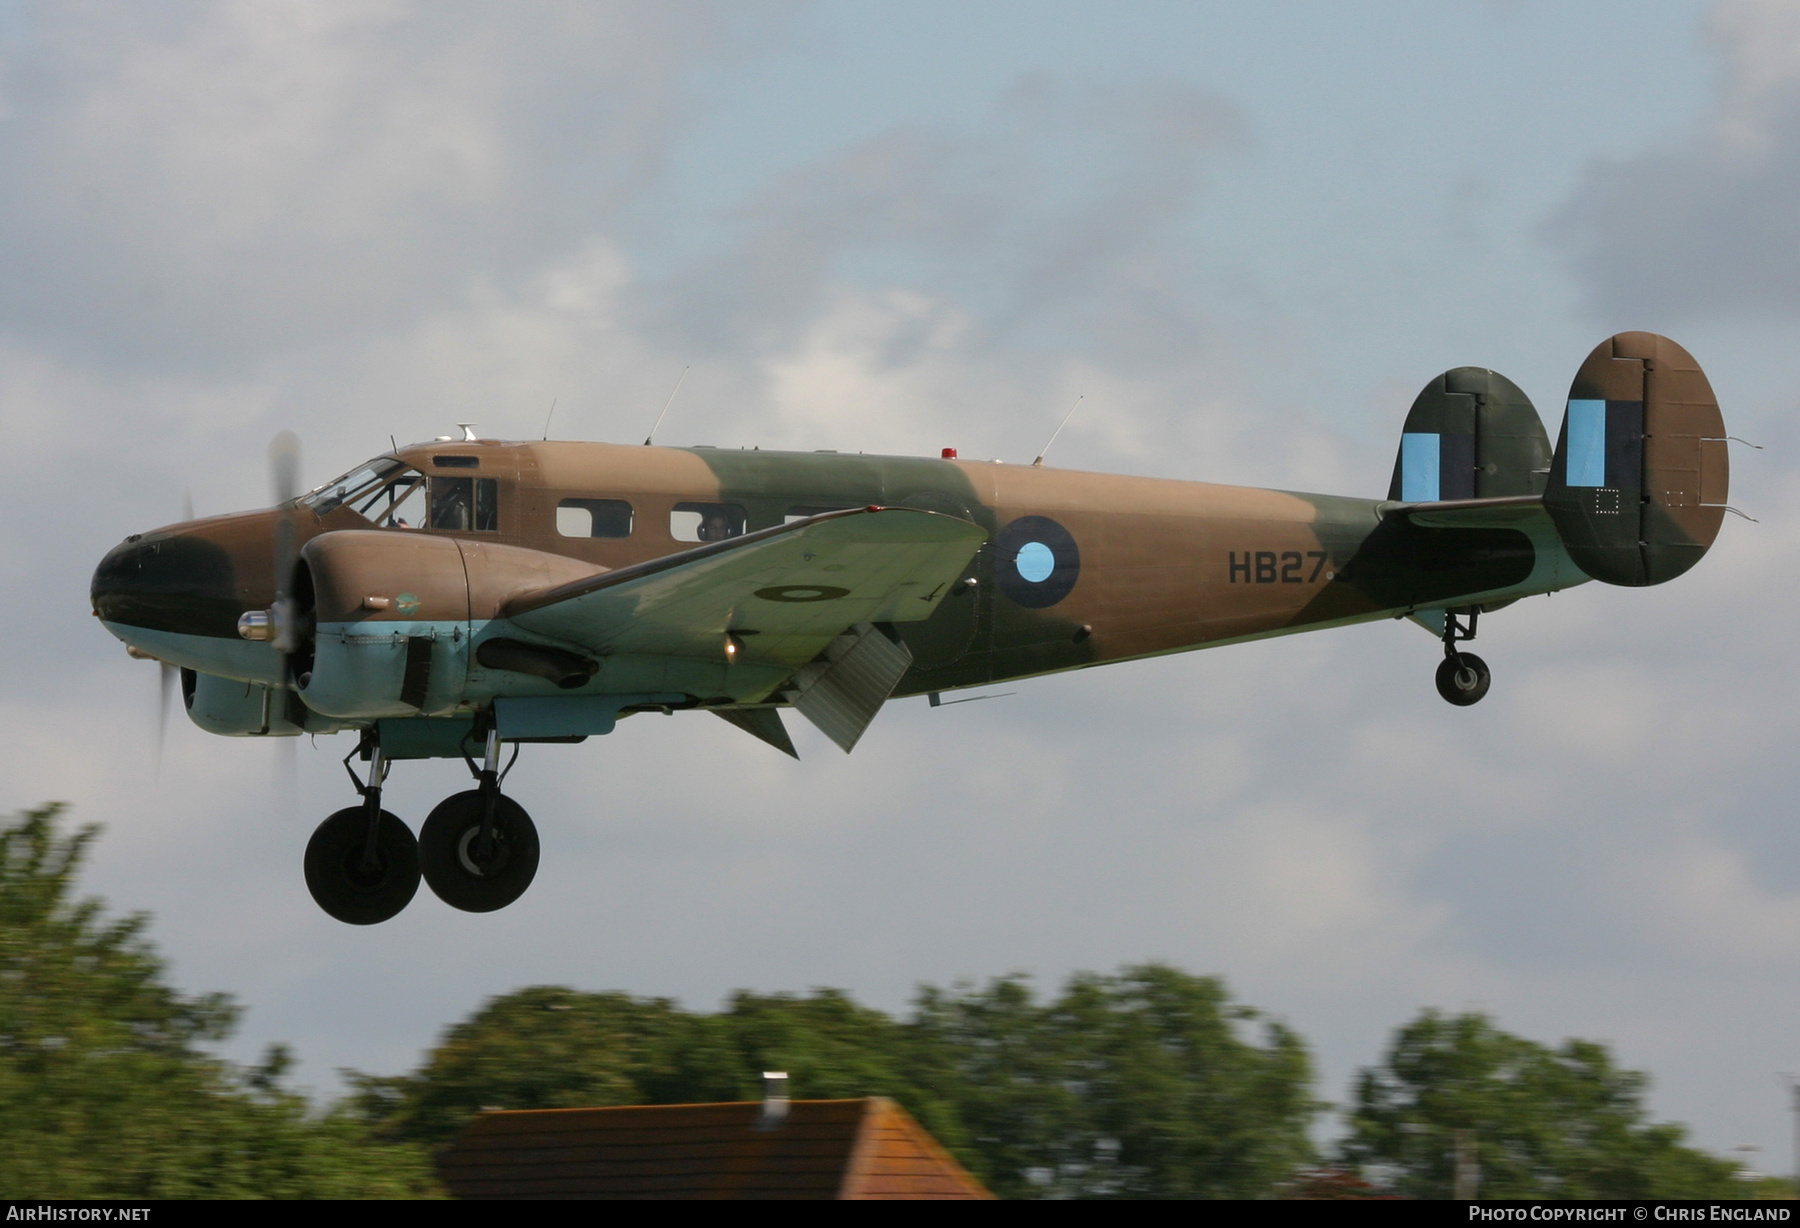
[
  {"left": 1339, "top": 1009, "right": 1746, "bottom": 1200},
  {"left": 0, "top": 804, "right": 438, "bottom": 1198},
  {"left": 1, "top": 802, "right": 1759, "bottom": 1200},
  {"left": 354, "top": 964, "right": 1319, "bottom": 1198}
]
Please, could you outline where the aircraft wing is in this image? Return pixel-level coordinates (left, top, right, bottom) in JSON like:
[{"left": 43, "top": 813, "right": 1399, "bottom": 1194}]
[{"left": 501, "top": 506, "right": 988, "bottom": 668}]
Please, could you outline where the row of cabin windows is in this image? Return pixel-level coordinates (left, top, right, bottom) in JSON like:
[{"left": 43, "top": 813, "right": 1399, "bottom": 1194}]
[
  {"left": 316, "top": 463, "right": 843, "bottom": 540},
  {"left": 555, "top": 499, "right": 851, "bottom": 541}
]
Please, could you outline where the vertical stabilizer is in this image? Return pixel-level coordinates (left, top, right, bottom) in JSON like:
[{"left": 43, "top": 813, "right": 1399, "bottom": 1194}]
[
  {"left": 1388, "top": 368, "right": 1550, "bottom": 503},
  {"left": 1542, "top": 332, "right": 1727, "bottom": 586}
]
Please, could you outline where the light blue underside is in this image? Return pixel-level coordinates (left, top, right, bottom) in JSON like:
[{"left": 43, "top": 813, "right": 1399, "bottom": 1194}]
[
  {"left": 1400, "top": 433, "right": 1440, "bottom": 502},
  {"left": 1565, "top": 399, "right": 1606, "bottom": 487},
  {"left": 1015, "top": 541, "right": 1055, "bottom": 582}
]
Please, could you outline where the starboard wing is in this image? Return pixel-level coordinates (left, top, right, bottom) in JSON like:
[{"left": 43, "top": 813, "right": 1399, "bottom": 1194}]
[{"left": 501, "top": 506, "right": 988, "bottom": 669}]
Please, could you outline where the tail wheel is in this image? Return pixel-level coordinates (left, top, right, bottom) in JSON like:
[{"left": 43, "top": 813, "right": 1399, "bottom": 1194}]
[
  {"left": 419, "top": 790, "right": 540, "bottom": 913},
  {"left": 304, "top": 807, "right": 420, "bottom": 925},
  {"left": 1435, "top": 652, "right": 1491, "bottom": 706}
]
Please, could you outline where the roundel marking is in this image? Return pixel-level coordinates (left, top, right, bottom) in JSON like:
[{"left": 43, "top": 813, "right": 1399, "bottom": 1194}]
[
  {"left": 754, "top": 584, "right": 851, "bottom": 603},
  {"left": 1015, "top": 541, "right": 1055, "bottom": 582},
  {"left": 995, "top": 515, "right": 1080, "bottom": 609}
]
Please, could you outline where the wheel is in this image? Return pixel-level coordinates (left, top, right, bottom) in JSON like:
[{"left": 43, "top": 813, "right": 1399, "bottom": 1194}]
[
  {"left": 304, "top": 807, "right": 420, "bottom": 925},
  {"left": 418, "top": 790, "right": 540, "bottom": 913},
  {"left": 1435, "top": 651, "right": 1491, "bottom": 706}
]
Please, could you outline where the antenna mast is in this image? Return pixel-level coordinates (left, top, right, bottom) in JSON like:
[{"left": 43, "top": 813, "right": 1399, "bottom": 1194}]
[
  {"left": 644, "top": 366, "right": 690, "bottom": 446},
  {"left": 1033, "top": 396, "right": 1083, "bottom": 467},
  {"left": 542, "top": 398, "right": 557, "bottom": 441}
]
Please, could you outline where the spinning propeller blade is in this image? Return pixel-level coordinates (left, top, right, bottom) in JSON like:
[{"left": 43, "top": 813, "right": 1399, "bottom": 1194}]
[
  {"left": 155, "top": 660, "right": 176, "bottom": 776},
  {"left": 267, "top": 431, "right": 302, "bottom": 682}
]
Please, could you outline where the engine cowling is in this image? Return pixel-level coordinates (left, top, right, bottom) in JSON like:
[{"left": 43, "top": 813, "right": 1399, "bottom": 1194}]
[
  {"left": 184, "top": 667, "right": 356, "bottom": 736},
  {"left": 293, "top": 531, "right": 603, "bottom": 720}
]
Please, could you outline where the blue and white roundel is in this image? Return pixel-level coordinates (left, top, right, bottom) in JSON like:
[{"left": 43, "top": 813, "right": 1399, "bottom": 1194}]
[{"left": 995, "top": 515, "right": 1080, "bottom": 608}]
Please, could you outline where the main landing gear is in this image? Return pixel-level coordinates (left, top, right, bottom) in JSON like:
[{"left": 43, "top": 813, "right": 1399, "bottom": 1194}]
[
  {"left": 303, "top": 725, "right": 539, "bottom": 925},
  {"left": 1434, "top": 607, "right": 1491, "bottom": 707}
]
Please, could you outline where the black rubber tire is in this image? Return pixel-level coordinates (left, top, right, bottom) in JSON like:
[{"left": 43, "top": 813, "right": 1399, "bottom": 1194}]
[
  {"left": 418, "top": 790, "right": 540, "bottom": 913},
  {"left": 1435, "top": 652, "right": 1491, "bottom": 706},
  {"left": 304, "top": 807, "right": 420, "bottom": 925}
]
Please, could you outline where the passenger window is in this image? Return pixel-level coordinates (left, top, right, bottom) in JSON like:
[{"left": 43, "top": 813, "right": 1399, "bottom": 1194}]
[
  {"left": 557, "top": 498, "right": 633, "bottom": 538},
  {"left": 430, "top": 477, "right": 499, "bottom": 532},
  {"left": 785, "top": 505, "right": 852, "bottom": 524},
  {"left": 671, "top": 502, "right": 746, "bottom": 543}
]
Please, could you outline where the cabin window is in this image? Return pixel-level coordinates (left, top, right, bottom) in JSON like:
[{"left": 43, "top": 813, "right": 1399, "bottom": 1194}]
[
  {"left": 784, "top": 505, "right": 853, "bottom": 524},
  {"left": 430, "top": 477, "right": 499, "bottom": 532},
  {"left": 557, "top": 498, "right": 633, "bottom": 538},
  {"left": 670, "top": 502, "right": 745, "bottom": 543}
]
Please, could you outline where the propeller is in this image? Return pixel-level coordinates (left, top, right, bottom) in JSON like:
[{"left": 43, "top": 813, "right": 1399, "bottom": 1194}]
[
  {"left": 155, "top": 660, "right": 176, "bottom": 778},
  {"left": 152, "top": 488, "right": 202, "bottom": 776},
  {"left": 267, "top": 431, "right": 303, "bottom": 812}
]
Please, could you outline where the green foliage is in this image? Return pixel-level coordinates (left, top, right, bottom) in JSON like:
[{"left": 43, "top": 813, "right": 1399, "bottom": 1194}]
[
  {"left": 0, "top": 804, "right": 439, "bottom": 1198},
  {"left": 909, "top": 966, "right": 1318, "bottom": 1198},
  {"left": 1340, "top": 1010, "right": 1745, "bottom": 1200},
  {"left": 357, "top": 964, "right": 1318, "bottom": 1199}
]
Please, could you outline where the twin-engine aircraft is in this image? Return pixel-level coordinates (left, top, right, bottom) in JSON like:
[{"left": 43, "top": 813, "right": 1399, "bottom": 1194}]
[{"left": 92, "top": 332, "right": 1731, "bottom": 925}]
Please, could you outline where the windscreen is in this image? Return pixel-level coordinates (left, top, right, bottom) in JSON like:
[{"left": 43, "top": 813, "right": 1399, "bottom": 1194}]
[{"left": 303, "top": 459, "right": 425, "bottom": 526}]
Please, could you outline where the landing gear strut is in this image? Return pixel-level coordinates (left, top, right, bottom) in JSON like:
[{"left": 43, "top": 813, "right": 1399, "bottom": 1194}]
[
  {"left": 304, "top": 739, "right": 421, "bottom": 925},
  {"left": 418, "top": 725, "right": 540, "bottom": 913},
  {"left": 1434, "top": 607, "right": 1491, "bottom": 707}
]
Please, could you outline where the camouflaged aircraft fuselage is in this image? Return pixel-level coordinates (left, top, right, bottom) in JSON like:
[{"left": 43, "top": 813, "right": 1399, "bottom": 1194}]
[{"left": 92, "top": 437, "right": 1588, "bottom": 707}]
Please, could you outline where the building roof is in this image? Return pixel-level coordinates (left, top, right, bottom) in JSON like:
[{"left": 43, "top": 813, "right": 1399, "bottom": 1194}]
[{"left": 436, "top": 1096, "right": 993, "bottom": 1200}]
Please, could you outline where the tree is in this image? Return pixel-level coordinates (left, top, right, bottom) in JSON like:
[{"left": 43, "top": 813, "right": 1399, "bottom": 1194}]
[
  {"left": 358, "top": 964, "right": 1319, "bottom": 1199},
  {"left": 909, "top": 965, "right": 1318, "bottom": 1198},
  {"left": 0, "top": 804, "right": 438, "bottom": 1198},
  {"left": 1340, "top": 1010, "right": 1744, "bottom": 1199}
]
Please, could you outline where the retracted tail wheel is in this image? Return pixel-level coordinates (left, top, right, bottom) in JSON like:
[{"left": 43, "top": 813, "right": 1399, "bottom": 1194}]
[
  {"left": 418, "top": 790, "right": 540, "bottom": 913},
  {"left": 304, "top": 807, "right": 421, "bottom": 925},
  {"left": 1435, "top": 651, "right": 1491, "bottom": 706}
]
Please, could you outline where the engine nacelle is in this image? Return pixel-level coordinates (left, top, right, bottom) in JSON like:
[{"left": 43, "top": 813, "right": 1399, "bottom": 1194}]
[
  {"left": 184, "top": 668, "right": 355, "bottom": 736},
  {"left": 294, "top": 531, "right": 603, "bottom": 720}
]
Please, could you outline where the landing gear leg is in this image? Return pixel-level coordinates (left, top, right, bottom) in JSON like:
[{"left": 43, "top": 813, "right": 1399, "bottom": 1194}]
[
  {"left": 303, "top": 735, "right": 421, "bottom": 925},
  {"left": 419, "top": 723, "right": 540, "bottom": 913},
  {"left": 1434, "top": 607, "right": 1491, "bottom": 707}
]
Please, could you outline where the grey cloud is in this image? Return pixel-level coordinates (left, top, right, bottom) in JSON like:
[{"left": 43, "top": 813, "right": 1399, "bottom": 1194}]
[
  {"left": 1548, "top": 3, "right": 1800, "bottom": 322},
  {"left": 0, "top": 1, "right": 745, "bottom": 373},
  {"left": 644, "top": 75, "right": 1247, "bottom": 363}
]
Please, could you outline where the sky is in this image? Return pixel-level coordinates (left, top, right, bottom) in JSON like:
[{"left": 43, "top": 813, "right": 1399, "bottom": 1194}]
[{"left": 4, "top": 0, "right": 1800, "bottom": 1168}]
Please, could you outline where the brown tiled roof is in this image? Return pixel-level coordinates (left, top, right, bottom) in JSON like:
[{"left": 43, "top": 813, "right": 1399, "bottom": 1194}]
[{"left": 437, "top": 1097, "right": 993, "bottom": 1200}]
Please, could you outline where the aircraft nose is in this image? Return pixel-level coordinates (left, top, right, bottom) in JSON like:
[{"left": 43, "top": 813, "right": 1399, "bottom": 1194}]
[{"left": 91, "top": 531, "right": 241, "bottom": 637}]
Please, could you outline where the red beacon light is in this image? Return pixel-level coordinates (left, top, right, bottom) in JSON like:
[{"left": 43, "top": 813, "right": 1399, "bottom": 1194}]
[{"left": 941, "top": 447, "right": 958, "bottom": 459}]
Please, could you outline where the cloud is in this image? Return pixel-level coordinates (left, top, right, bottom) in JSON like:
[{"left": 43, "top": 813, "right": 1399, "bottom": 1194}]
[
  {"left": 1549, "top": 0, "right": 1800, "bottom": 321},
  {"left": 0, "top": 0, "right": 735, "bottom": 371}
]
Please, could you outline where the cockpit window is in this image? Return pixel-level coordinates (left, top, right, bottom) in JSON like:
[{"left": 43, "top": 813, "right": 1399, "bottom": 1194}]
[
  {"left": 430, "top": 476, "right": 499, "bottom": 532},
  {"left": 303, "top": 459, "right": 404, "bottom": 516},
  {"left": 303, "top": 459, "right": 427, "bottom": 527}
]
